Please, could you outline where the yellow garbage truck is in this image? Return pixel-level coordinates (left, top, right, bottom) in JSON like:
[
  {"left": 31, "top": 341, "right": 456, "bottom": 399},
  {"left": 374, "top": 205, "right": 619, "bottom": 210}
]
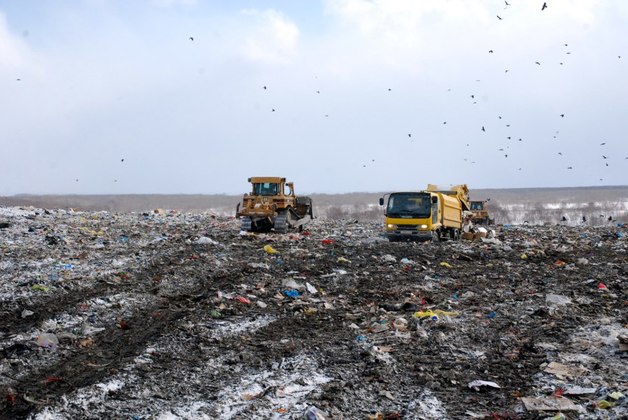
[{"left": 378, "top": 184, "right": 470, "bottom": 241}]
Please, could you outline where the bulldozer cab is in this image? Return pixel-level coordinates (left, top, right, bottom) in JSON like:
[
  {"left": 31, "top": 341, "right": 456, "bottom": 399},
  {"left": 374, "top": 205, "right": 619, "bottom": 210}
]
[
  {"left": 470, "top": 201, "right": 484, "bottom": 211},
  {"left": 247, "top": 177, "right": 291, "bottom": 197},
  {"left": 252, "top": 182, "right": 280, "bottom": 196}
]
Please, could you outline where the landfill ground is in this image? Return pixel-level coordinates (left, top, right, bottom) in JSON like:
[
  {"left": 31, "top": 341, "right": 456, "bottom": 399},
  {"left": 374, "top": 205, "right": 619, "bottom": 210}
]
[{"left": 0, "top": 207, "right": 626, "bottom": 419}]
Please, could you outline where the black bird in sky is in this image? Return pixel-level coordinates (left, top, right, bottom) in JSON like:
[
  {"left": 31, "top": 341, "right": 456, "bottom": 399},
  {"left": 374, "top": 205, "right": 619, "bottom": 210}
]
[
  {"left": 567, "top": 166, "right": 573, "bottom": 169},
  {"left": 443, "top": 121, "right": 447, "bottom": 124},
  {"left": 602, "top": 155, "right": 607, "bottom": 159},
  {"left": 489, "top": 50, "right": 494, "bottom": 53},
  {"left": 16, "top": 78, "right": 21, "bottom": 81},
  {"left": 189, "top": 36, "right": 194, "bottom": 41},
  {"left": 271, "top": 108, "right": 276, "bottom": 112},
  {"left": 497, "top": 15, "right": 503, "bottom": 20},
  {"left": 481, "top": 126, "right": 486, "bottom": 132},
  {"left": 121, "top": 158, "right": 124, "bottom": 162},
  {"left": 505, "top": 1, "right": 510, "bottom": 5},
  {"left": 263, "top": 86, "right": 267, "bottom": 90},
  {"left": 542, "top": 2, "right": 548, "bottom": 11},
  {"left": 535, "top": 61, "right": 541, "bottom": 65},
  {"left": 560, "top": 114, "right": 565, "bottom": 117},
  {"left": 408, "top": 133, "right": 412, "bottom": 138},
  {"left": 600, "top": 142, "right": 606, "bottom": 145}
]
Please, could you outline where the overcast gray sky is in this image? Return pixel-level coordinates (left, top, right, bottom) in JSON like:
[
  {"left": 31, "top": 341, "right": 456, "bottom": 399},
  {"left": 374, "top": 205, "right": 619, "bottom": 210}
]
[{"left": 1, "top": 0, "right": 627, "bottom": 195}]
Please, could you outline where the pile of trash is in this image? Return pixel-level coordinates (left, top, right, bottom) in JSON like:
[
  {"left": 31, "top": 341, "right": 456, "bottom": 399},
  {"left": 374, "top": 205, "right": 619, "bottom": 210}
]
[{"left": 0, "top": 206, "right": 626, "bottom": 419}]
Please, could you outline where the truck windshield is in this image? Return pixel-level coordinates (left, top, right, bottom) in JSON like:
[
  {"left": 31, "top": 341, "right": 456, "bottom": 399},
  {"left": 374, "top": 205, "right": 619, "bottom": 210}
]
[
  {"left": 471, "top": 202, "right": 484, "bottom": 210},
  {"left": 387, "top": 193, "right": 431, "bottom": 218},
  {"left": 252, "top": 183, "right": 279, "bottom": 196}
]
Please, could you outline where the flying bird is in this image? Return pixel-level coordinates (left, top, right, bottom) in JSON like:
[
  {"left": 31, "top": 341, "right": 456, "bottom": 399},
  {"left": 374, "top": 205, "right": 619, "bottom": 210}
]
[
  {"left": 189, "top": 36, "right": 194, "bottom": 41},
  {"left": 600, "top": 142, "right": 606, "bottom": 145},
  {"left": 16, "top": 78, "right": 21, "bottom": 81},
  {"left": 489, "top": 50, "right": 494, "bottom": 53},
  {"left": 602, "top": 155, "right": 607, "bottom": 159},
  {"left": 560, "top": 114, "right": 565, "bottom": 117},
  {"left": 443, "top": 121, "right": 447, "bottom": 124},
  {"left": 388, "top": 88, "right": 392, "bottom": 91},
  {"left": 263, "top": 86, "right": 267, "bottom": 90},
  {"left": 497, "top": 15, "right": 503, "bottom": 20},
  {"left": 541, "top": 2, "right": 547, "bottom": 11},
  {"left": 408, "top": 134, "right": 412, "bottom": 138},
  {"left": 535, "top": 61, "right": 541, "bottom": 65},
  {"left": 505, "top": 1, "right": 510, "bottom": 5},
  {"left": 567, "top": 166, "right": 573, "bottom": 169},
  {"left": 481, "top": 126, "right": 486, "bottom": 132},
  {"left": 271, "top": 108, "right": 276, "bottom": 112}
]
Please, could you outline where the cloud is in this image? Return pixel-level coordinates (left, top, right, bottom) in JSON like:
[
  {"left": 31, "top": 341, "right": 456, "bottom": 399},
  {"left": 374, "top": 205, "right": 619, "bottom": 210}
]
[
  {"left": 240, "top": 9, "right": 300, "bottom": 64},
  {"left": 0, "top": 12, "right": 28, "bottom": 70}
]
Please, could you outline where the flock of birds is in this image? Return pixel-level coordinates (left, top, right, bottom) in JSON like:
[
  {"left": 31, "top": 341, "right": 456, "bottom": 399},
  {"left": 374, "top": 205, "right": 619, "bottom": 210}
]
[
  {"left": 12, "top": 0, "right": 626, "bottom": 188},
  {"left": 248, "top": 0, "right": 626, "bottom": 183}
]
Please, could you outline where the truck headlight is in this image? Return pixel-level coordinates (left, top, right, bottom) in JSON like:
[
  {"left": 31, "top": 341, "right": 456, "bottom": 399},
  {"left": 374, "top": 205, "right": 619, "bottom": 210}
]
[
  {"left": 420, "top": 224, "right": 428, "bottom": 229},
  {"left": 387, "top": 224, "right": 396, "bottom": 229}
]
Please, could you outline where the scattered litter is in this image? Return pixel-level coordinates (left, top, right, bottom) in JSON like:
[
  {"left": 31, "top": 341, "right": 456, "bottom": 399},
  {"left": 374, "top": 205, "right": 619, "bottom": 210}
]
[
  {"left": 468, "top": 380, "right": 501, "bottom": 391},
  {"left": 521, "top": 396, "right": 585, "bottom": 413},
  {"left": 544, "top": 361, "right": 587, "bottom": 379},
  {"left": 263, "top": 245, "right": 279, "bottom": 254},
  {"left": 37, "top": 333, "right": 60, "bottom": 349}
]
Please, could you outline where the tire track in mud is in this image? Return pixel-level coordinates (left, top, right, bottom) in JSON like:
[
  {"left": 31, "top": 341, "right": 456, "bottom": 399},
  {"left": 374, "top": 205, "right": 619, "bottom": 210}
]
[
  {"left": 0, "top": 246, "right": 243, "bottom": 419},
  {"left": 0, "top": 245, "right": 199, "bottom": 339}
]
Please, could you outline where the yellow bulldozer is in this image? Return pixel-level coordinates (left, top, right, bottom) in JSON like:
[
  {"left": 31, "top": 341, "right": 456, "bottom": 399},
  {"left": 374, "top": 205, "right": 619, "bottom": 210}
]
[
  {"left": 236, "top": 177, "right": 313, "bottom": 233},
  {"left": 469, "top": 200, "right": 494, "bottom": 225}
]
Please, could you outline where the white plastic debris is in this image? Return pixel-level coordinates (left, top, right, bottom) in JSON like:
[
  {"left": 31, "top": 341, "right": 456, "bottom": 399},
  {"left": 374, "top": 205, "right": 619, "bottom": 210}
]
[{"left": 468, "top": 380, "right": 501, "bottom": 391}]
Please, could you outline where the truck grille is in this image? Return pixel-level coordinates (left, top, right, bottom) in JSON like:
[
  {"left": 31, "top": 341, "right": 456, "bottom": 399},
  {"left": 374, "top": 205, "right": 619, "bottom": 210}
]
[{"left": 397, "top": 225, "right": 417, "bottom": 230}]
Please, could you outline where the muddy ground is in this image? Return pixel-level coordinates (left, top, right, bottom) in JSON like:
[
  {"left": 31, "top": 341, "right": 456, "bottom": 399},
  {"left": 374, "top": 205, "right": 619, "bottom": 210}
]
[{"left": 0, "top": 207, "right": 626, "bottom": 419}]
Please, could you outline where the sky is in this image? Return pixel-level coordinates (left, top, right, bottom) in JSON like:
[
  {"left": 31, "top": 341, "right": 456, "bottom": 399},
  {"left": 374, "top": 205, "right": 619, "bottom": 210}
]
[{"left": 1, "top": 0, "right": 627, "bottom": 195}]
